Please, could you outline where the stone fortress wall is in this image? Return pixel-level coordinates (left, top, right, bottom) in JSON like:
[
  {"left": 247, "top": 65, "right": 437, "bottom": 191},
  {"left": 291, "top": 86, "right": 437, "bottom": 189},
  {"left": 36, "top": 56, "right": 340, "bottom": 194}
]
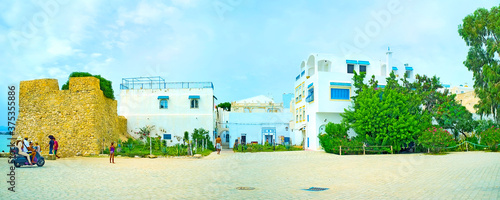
[{"left": 15, "top": 77, "right": 129, "bottom": 157}]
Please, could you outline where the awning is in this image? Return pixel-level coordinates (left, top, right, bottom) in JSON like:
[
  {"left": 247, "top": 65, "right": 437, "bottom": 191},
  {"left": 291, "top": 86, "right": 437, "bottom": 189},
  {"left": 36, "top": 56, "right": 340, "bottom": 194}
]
[
  {"left": 308, "top": 83, "right": 313, "bottom": 88},
  {"left": 157, "top": 96, "right": 169, "bottom": 99},
  {"left": 358, "top": 60, "right": 370, "bottom": 65},
  {"left": 392, "top": 67, "right": 398, "bottom": 70},
  {"left": 189, "top": 95, "right": 200, "bottom": 99},
  {"left": 346, "top": 60, "right": 358, "bottom": 64},
  {"left": 405, "top": 67, "right": 413, "bottom": 71},
  {"left": 330, "top": 82, "right": 351, "bottom": 87}
]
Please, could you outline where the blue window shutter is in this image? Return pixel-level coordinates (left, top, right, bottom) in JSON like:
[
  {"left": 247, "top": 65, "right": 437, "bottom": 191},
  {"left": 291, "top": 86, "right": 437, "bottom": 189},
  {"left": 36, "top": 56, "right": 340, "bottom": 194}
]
[
  {"left": 331, "top": 88, "right": 350, "bottom": 100},
  {"left": 307, "top": 115, "right": 309, "bottom": 122}
]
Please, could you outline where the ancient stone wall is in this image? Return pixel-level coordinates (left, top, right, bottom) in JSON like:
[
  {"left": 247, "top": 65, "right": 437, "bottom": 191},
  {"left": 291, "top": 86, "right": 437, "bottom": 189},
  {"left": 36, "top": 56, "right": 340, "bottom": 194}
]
[{"left": 15, "top": 77, "right": 129, "bottom": 157}]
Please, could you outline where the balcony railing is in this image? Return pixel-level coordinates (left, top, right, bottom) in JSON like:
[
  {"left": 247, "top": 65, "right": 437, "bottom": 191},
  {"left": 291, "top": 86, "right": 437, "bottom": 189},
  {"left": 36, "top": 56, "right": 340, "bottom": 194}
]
[{"left": 120, "top": 76, "right": 213, "bottom": 90}]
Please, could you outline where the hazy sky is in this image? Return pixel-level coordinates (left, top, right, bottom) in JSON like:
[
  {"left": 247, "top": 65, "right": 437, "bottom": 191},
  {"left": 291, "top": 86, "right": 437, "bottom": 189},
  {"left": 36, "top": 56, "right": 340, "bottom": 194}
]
[{"left": 1, "top": 0, "right": 499, "bottom": 127}]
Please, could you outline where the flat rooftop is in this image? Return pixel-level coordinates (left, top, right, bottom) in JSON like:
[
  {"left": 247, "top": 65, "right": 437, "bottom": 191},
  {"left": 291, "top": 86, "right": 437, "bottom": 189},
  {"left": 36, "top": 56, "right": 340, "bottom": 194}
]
[{"left": 120, "top": 76, "right": 213, "bottom": 90}]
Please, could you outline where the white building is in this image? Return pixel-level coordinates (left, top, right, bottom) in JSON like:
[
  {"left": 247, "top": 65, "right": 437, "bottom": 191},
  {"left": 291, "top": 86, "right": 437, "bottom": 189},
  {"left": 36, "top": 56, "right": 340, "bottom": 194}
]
[
  {"left": 217, "top": 95, "right": 293, "bottom": 148},
  {"left": 118, "top": 76, "right": 216, "bottom": 145},
  {"left": 292, "top": 48, "right": 415, "bottom": 150}
]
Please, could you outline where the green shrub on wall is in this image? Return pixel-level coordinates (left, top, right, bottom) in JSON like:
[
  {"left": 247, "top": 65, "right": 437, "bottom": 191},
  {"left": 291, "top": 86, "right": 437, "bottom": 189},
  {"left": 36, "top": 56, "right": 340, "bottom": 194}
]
[{"left": 61, "top": 72, "right": 115, "bottom": 100}]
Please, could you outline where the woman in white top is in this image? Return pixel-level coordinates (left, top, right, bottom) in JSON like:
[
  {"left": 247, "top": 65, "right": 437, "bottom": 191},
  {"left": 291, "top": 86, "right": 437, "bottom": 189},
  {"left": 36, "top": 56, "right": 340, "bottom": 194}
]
[{"left": 16, "top": 137, "right": 32, "bottom": 165}]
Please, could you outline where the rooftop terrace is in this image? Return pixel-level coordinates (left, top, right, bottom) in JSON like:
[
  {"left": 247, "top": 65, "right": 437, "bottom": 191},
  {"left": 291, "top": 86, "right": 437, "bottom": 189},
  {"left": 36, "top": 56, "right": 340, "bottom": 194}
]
[{"left": 120, "top": 76, "right": 213, "bottom": 90}]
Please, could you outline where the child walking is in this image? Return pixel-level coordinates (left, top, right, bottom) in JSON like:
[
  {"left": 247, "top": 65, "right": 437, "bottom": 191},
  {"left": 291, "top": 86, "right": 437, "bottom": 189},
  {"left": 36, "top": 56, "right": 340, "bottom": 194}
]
[{"left": 110, "top": 142, "right": 115, "bottom": 164}]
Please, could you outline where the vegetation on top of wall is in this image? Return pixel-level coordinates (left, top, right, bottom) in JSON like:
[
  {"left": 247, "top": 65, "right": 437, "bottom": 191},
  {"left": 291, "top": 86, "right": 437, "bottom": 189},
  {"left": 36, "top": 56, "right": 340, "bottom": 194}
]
[
  {"left": 217, "top": 102, "right": 231, "bottom": 111},
  {"left": 61, "top": 72, "right": 115, "bottom": 100}
]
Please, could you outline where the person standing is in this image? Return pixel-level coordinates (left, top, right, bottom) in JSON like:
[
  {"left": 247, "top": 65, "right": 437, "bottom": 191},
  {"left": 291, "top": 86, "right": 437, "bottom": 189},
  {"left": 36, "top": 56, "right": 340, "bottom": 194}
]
[
  {"left": 109, "top": 142, "right": 115, "bottom": 164},
  {"left": 47, "top": 136, "right": 55, "bottom": 154},
  {"left": 53, "top": 137, "right": 60, "bottom": 158},
  {"left": 216, "top": 136, "right": 222, "bottom": 155}
]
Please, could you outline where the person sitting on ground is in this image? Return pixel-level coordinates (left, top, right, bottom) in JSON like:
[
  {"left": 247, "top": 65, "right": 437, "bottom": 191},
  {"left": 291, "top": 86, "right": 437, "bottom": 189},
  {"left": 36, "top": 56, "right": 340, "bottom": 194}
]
[{"left": 16, "top": 136, "right": 32, "bottom": 165}]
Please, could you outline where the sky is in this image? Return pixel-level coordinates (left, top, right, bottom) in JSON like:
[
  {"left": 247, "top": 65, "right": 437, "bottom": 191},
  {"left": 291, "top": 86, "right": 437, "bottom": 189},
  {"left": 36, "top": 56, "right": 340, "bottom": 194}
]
[{"left": 1, "top": 0, "right": 499, "bottom": 127}]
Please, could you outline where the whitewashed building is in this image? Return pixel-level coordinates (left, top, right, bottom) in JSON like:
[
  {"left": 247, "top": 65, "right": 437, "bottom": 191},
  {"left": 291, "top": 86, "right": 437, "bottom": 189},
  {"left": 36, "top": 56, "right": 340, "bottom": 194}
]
[
  {"left": 217, "top": 95, "right": 293, "bottom": 148},
  {"left": 292, "top": 48, "right": 416, "bottom": 150},
  {"left": 118, "top": 76, "right": 216, "bottom": 145}
]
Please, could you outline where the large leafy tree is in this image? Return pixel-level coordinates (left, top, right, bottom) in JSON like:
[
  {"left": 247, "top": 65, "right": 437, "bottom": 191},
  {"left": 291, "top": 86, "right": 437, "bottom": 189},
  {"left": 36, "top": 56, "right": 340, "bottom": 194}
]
[
  {"left": 342, "top": 72, "right": 432, "bottom": 152},
  {"left": 458, "top": 5, "right": 500, "bottom": 124},
  {"left": 434, "top": 92, "right": 476, "bottom": 139}
]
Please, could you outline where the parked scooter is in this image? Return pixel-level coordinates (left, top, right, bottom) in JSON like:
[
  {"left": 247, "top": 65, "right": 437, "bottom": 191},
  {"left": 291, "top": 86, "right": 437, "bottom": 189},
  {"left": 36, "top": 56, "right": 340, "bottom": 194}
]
[{"left": 9, "top": 146, "right": 45, "bottom": 167}]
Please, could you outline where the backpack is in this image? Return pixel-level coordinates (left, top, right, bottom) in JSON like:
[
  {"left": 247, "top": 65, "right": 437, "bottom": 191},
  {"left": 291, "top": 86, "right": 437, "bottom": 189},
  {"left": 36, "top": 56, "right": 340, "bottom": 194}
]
[{"left": 54, "top": 141, "right": 58, "bottom": 149}]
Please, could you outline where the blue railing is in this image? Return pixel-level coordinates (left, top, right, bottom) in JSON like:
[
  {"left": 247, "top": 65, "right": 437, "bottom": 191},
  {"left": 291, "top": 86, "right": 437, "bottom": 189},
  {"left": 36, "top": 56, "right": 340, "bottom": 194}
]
[{"left": 120, "top": 77, "right": 213, "bottom": 90}]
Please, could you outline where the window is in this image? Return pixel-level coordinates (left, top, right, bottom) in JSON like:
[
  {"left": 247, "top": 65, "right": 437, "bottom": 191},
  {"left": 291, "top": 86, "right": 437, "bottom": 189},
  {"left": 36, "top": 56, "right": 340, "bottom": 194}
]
[
  {"left": 331, "top": 88, "right": 350, "bottom": 100},
  {"left": 190, "top": 99, "right": 199, "bottom": 108},
  {"left": 307, "top": 115, "right": 309, "bottom": 122},
  {"left": 306, "top": 86, "right": 314, "bottom": 103},
  {"left": 302, "top": 109, "right": 305, "bottom": 122},
  {"left": 160, "top": 99, "right": 168, "bottom": 109},
  {"left": 406, "top": 70, "right": 411, "bottom": 78},
  {"left": 347, "top": 64, "right": 354, "bottom": 74},
  {"left": 360, "top": 65, "right": 367, "bottom": 73},
  {"left": 299, "top": 108, "right": 302, "bottom": 121}
]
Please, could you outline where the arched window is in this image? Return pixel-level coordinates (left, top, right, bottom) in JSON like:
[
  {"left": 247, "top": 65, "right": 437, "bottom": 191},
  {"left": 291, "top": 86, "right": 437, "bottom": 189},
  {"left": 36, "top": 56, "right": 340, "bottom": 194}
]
[
  {"left": 159, "top": 99, "right": 168, "bottom": 109},
  {"left": 319, "top": 125, "right": 326, "bottom": 134},
  {"left": 190, "top": 99, "right": 199, "bottom": 109}
]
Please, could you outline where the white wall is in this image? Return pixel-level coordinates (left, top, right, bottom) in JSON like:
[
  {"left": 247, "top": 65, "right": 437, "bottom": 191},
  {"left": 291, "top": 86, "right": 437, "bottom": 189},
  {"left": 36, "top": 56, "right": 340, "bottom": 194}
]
[
  {"left": 119, "top": 88, "right": 215, "bottom": 145},
  {"left": 226, "top": 112, "right": 292, "bottom": 148}
]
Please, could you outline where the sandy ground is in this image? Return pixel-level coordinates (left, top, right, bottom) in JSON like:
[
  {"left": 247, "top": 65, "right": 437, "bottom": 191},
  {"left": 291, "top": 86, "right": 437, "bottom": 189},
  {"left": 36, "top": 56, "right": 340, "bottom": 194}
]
[{"left": 0, "top": 150, "right": 499, "bottom": 199}]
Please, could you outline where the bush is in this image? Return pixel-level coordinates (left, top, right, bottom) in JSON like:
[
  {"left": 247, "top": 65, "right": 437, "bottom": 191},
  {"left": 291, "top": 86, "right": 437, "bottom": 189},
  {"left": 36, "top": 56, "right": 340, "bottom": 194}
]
[
  {"left": 61, "top": 72, "right": 115, "bottom": 100},
  {"left": 418, "top": 127, "right": 456, "bottom": 153},
  {"left": 318, "top": 122, "right": 363, "bottom": 154},
  {"left": 480, "top": 126, "right": 500, "bottom": 151},
  {"left": 233, "top": 144, "right": 301, "bottom": 153}
]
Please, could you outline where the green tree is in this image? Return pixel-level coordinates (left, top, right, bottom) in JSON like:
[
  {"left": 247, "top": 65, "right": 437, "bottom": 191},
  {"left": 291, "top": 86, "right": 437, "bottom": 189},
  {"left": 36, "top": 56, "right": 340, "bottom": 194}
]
[
  {"left": 458, "top": 5, "right": 500, "bottom": 124},
  {"left": 183, "top": 131, "right": 189, "bottom": 145},
  {"left": 342, "top": 72, "right": 432, "bottom": 152},
  {"left": 434, "top": 92, "right": 475, "bottom": 139},
  {"left": 61, "top": 72, "right": 115, "bottom": 100},
  {"left": 191, "top": 128, "right": 215, "bottom": 151},
  {"left": 217, "top": 102, "right": 231, "bottom": 111}
]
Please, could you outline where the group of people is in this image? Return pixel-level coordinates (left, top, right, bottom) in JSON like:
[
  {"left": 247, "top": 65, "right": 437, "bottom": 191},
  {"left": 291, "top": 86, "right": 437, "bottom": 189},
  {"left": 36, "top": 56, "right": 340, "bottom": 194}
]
[
  {"left": 14, "top": 135, "right": 59, "bottom": 165},
  {"left": 15, "top": 136, "right": 41, "bottom": 165}
]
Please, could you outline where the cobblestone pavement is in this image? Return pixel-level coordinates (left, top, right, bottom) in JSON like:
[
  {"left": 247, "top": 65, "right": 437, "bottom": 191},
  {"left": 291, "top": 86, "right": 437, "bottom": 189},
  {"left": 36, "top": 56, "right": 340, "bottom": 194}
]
[{"left": 1, "top": 150, "right": 499, "bottom": 199}]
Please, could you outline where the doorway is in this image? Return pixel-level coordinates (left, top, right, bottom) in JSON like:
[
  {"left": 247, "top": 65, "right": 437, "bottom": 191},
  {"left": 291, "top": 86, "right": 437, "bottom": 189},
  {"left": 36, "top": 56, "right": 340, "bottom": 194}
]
[{"left": 265, "top": 135, "right": 274, "bottom": 144}]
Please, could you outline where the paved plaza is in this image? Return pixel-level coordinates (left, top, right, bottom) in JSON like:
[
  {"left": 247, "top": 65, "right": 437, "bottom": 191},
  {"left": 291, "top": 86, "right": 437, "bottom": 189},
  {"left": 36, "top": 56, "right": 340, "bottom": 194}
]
[{"left": 1, "top": 150, "right": 499, "bottom": 199}]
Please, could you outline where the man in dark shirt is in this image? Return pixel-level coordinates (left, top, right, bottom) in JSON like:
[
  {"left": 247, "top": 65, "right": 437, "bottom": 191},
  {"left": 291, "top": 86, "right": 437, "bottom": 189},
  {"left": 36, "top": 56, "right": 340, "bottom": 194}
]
[{"left": 47, "top": 136, "right": 55, "bottom": 154}]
